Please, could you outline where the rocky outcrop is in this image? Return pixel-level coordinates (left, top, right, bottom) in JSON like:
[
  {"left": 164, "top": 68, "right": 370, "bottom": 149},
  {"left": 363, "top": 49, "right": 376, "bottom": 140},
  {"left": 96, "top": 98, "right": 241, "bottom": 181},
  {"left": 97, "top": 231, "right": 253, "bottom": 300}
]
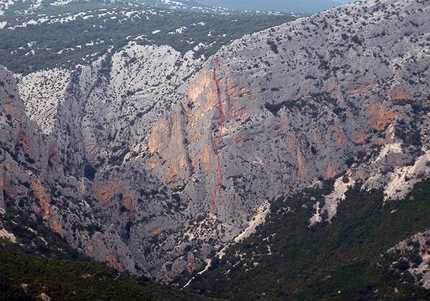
[
  {"left": 388, "top": 230, "right": 430, "bottom": 289},
  {"left": 1, "top": 0, "right": 429, "bottom": 282}
]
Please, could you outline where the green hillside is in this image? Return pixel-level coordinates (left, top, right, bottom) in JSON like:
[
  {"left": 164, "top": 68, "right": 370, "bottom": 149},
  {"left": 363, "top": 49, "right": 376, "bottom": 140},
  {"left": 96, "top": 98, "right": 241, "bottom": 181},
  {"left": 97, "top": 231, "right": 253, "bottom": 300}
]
[
  {"left": 0, "top": 1, "right": 295, "bottom": 74},
  {"left": 184, "top": 179, "right": 430, "bottom": 300},
  {"left": 0, "top": 246, "right": 217, "bottom": 300}
]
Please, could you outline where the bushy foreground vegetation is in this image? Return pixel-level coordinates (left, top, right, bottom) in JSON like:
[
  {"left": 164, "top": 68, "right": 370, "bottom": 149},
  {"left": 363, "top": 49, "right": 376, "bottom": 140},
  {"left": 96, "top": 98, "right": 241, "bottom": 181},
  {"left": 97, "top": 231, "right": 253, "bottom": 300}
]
[
  {"left": 184, "top": 179, "right": 430, "bottom": 300},
  {"left": 0, "top": 245, "right": 214, "bottom": 300}
]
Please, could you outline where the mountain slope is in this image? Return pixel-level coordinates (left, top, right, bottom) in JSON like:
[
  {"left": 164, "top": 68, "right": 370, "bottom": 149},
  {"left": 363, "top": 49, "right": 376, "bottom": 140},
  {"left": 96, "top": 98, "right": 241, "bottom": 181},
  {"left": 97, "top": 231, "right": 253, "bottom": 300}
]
[
  {"left": 184, "top": 179, "right": 430, "bottom": 300},
  {"left": 0, "top": 2, "right": 294, "bottom": 74},
  {"left": 1, "top": 0, "right": 429, "bottom": 286},
  {"left": 140, "top": 0, "right": 430, "bottom": 281},
  {"left": 146, "top": 0, "right": 429, "bottom": 228},
  {"left": 0, "top": 209, "right": 207, "bottom": 301}
]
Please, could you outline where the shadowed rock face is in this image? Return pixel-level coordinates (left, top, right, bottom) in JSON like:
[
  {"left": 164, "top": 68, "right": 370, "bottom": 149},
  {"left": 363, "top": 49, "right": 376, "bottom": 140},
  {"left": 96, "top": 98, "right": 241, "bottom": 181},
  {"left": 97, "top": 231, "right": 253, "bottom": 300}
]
[{"left": 1, "top": 0, "right": 429, "bottom": 281}]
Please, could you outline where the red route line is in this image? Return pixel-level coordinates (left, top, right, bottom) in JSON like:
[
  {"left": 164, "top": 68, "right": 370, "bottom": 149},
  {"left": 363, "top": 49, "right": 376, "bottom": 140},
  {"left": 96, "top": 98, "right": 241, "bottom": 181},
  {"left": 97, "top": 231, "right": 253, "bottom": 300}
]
[{"left": 211, "top": 55, "right": 225, "bottom": 215}]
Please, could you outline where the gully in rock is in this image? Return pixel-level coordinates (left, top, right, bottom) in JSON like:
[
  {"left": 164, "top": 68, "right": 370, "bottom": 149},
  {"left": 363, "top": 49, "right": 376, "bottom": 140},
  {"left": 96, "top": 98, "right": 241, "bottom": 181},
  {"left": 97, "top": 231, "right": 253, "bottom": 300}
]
[{"left": 211, "top": 55, "right": 225, "bottom": 215}]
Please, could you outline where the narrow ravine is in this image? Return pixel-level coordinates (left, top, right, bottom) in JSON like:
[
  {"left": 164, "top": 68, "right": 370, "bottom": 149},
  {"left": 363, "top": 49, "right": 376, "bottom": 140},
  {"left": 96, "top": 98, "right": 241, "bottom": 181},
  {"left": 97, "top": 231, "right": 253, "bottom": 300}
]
[{"left": 210, "top": 55, "right": 225, "bottom": 214}]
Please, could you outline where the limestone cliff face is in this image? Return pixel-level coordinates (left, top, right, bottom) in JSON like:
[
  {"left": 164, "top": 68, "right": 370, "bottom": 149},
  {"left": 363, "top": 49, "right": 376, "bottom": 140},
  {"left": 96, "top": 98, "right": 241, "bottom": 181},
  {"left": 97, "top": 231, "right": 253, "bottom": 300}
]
[
  {"left": 6, "top": 44, "right": 216, "bottom": 280},
  {"left": 1, "top": 0, "right": 429, "bottom": 283},
  {"left": 146, "top": 0, "right": 430, "bottom": 227},
  {"left": 18, "top": 44, "right": 203, "bottom": 178},
  {"left": 0, "top": 65, "right": 151, "bottom": 274}
]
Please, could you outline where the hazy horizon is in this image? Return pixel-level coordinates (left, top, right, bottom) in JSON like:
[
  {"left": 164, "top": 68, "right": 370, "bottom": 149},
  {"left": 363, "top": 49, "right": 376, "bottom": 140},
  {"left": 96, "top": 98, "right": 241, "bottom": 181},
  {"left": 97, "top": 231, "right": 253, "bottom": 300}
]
[{"left": 196, "top": 0, "right": 363, "bottom": 13}]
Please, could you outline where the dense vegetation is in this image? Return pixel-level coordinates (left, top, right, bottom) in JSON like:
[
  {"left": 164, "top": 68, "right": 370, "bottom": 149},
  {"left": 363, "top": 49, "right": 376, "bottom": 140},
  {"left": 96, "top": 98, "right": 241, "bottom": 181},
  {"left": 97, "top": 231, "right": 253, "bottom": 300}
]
[
  {"left": 0, "top": 245, "right": 214, "bottom": 300},
  {"left": 184, "top": 179, "right": 430, "bottom": 300},
  {"left": 0, "top": 0, "right": 295, "bottom": 74},
  {"left": 0, "top": 203, "right": 90, "bottom": 262},
  {"left": 0, "top": 208, "right": 214, "bottom": 300}
]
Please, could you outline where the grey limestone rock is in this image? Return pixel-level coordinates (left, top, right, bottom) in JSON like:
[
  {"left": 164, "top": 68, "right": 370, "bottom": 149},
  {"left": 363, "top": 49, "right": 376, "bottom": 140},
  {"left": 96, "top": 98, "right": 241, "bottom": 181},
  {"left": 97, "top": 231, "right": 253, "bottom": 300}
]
[{"left": 1, "top": 0, "right": 429, "bottom": 281}]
